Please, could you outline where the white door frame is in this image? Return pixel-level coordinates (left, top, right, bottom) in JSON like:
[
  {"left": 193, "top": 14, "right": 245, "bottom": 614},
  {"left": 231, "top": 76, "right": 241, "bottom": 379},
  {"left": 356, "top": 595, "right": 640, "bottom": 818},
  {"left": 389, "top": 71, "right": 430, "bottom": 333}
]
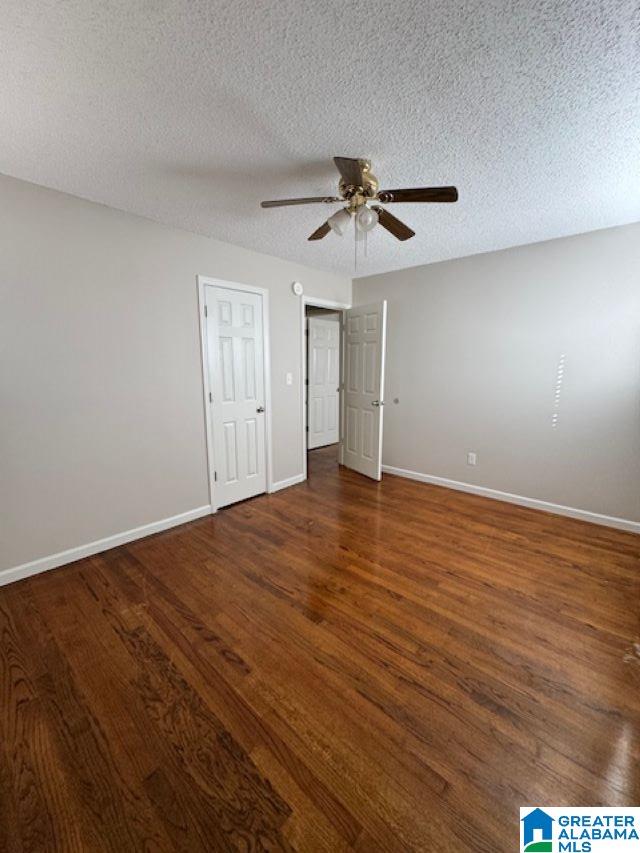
[
  {"left": 197, "top": 275, "right": 273, "bottom": 511},
  {"left": 300, "top": 295, "right": 351, "bottom": 481}
]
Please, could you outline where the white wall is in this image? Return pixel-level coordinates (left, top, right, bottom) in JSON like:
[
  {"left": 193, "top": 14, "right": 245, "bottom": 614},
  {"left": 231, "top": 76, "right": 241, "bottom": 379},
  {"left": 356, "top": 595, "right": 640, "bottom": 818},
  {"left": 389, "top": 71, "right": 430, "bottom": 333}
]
[
  {"left": 0, "top": 174, "right": 351, "bottom": 572},
  {"left": 355, "top": 223, "right": 640, "bottom": 524}
]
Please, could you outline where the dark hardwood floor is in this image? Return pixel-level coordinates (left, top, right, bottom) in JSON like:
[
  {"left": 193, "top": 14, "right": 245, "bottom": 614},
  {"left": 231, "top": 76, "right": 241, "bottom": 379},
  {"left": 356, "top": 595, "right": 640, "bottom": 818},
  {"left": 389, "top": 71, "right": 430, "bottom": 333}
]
[{"left": 1, "top": 445, "right": 639, "bottom": 851}]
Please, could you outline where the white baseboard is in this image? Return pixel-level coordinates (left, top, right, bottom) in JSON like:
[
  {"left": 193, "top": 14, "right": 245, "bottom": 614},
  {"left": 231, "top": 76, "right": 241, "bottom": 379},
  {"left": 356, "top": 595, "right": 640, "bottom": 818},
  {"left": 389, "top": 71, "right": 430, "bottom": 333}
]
[
  {"left": 0, "top": 505, "right": 213, "bottom": 589},
  {"left": 269, "top": 473, "right": 306, "bottom": 493},
  {"left": 381, "top": 465, "right": 640, "bottom": 534}
]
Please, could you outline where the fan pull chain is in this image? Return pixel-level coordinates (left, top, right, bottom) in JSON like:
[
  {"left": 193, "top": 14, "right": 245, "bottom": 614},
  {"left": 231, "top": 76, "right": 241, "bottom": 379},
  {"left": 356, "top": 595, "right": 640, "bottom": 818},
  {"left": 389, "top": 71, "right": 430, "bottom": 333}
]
[{"left": 354, "top": 215, "right": 357, "bottom": 272}]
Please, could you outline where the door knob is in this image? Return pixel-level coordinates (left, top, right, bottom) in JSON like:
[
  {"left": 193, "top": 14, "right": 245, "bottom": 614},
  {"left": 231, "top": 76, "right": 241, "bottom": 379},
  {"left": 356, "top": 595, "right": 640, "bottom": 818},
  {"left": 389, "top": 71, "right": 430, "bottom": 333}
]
[
  {"left": 371, "top": 400, "right": 384, "bottom": 407},
  {"left": 256, "top": 406, "right": 265, "bottom": 413}
]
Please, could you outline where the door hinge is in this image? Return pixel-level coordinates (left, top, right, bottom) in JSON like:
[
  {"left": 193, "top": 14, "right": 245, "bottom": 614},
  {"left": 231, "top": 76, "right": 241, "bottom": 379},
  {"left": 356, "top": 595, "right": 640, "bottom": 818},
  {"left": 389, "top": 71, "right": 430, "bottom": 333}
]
[
  {"left": 305, "top": 425, "right": 309, "bottom": 432},
  {"left": 214, "top": 471, "right": 217, "bottom": 481},
  {"left": 204, "top": 305, "right": 208, "bottom": 317},
  {"left": 209, "top": 392, "right": 212, "bottom": 403}
]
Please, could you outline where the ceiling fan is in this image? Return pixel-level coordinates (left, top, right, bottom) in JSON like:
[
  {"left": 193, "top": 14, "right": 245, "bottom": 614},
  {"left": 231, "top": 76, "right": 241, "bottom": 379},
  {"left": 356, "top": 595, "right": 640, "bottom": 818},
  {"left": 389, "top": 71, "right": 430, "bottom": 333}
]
[{"left": 260, "top": 157, "right": 458, "bottom": 242}]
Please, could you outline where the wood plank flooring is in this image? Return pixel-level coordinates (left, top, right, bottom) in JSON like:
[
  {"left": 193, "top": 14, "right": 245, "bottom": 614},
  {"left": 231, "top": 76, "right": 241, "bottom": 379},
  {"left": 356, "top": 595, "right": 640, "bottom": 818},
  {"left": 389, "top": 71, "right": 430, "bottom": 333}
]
[{"left": 1, "top": 444, "right": 639, "bottom": 851}]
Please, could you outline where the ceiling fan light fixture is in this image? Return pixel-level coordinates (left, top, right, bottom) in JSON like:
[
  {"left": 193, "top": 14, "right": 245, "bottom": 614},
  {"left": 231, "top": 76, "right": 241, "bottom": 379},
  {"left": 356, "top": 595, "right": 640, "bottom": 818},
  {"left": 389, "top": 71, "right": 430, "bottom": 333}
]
[
  {"left": 260, "top": 157, "right": 458, "bottom": 248},
  {"left": 355, "top": 204, "right": 379, "bottom": 233},
  {"left": 327, "top": 208, "right": 351, "bottom": 236}
]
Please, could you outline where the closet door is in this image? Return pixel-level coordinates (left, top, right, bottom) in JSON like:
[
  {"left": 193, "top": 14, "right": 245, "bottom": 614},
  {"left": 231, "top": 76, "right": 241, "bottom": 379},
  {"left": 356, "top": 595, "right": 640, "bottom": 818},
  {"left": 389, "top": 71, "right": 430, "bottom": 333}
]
[
  {"left": 206, "top": 286, "right": 266, "bottom": 507},
  {"left": 307, "top": 315, "right": 340, "bottom": 449}
]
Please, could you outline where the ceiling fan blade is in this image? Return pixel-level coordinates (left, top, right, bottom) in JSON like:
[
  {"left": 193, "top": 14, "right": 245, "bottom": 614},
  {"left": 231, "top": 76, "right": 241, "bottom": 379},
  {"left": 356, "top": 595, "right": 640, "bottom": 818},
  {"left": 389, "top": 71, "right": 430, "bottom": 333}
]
[
  {"left": 261, "top": 196, "right": 340, "bottom": 208},
  {"left": 377, "top": 186, "right": 458, "bottom": 204},
  {"left": 372, "top": 206, "right": 415, "bottom": 241},
  {"left": 333, "top": 157, "right": 365, "bottom": 187},
  {"left": 308, "top": 221, "right": 331, "bottom": 241}
]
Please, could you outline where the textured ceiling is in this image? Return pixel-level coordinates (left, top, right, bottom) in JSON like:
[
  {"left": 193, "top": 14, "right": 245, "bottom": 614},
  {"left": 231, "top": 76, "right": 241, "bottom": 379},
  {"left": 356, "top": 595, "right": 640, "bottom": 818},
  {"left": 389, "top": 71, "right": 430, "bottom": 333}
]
[{"left": 1, "top": 0, "right": 639, "bottom": 277}]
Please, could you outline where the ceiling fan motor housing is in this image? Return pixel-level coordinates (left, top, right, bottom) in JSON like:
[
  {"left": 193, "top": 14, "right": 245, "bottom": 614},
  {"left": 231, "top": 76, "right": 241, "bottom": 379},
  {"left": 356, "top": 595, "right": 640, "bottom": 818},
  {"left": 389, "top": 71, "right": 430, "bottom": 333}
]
[{"left": 339, "top": 159, "right": 379, "bottom": 209}]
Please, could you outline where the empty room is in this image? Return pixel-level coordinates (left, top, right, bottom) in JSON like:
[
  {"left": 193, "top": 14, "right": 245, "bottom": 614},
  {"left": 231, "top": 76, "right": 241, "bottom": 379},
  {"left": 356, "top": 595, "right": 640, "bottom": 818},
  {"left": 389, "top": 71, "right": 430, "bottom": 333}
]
[{"left": 1, "top": 1, "right": 639, "bottom": 851}]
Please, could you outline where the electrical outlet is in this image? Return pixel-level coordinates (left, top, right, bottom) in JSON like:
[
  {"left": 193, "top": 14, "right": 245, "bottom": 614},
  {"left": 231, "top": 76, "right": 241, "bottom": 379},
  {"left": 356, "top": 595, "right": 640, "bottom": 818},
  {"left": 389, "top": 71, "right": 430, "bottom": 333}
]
[
  {"left": 467, "top": 452, "right": 477, "bottom": 466},
  {"left": 285, "top": 372, "right": 293, "bottom": 386}
]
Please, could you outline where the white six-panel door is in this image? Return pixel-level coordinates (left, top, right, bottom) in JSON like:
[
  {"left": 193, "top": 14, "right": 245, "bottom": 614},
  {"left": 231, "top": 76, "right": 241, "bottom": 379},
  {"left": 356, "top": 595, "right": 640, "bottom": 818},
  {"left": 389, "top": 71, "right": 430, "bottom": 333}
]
[
  {"left": 205, "top": 286, "right": 266, "bottom": 507},
  {"left": 307, "top": 316, "right": 340, "bottom": 449},
  {"left": 342, "top": 301, "right": 387, "bottom": 480}
]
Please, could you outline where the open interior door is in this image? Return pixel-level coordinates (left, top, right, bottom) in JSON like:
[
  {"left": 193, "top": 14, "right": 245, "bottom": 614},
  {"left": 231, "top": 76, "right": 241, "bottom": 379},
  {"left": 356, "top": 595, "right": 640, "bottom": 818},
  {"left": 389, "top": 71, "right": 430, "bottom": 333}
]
[{"left": 341, "top": 301, "right": 387, "bottom": 480}]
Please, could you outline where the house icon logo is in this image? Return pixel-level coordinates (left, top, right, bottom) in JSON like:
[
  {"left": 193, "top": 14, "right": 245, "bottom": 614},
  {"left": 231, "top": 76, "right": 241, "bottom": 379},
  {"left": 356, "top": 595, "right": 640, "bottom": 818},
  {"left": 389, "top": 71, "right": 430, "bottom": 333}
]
[{"left": 521, "top": 808, "right": 554, "bottom": 852}]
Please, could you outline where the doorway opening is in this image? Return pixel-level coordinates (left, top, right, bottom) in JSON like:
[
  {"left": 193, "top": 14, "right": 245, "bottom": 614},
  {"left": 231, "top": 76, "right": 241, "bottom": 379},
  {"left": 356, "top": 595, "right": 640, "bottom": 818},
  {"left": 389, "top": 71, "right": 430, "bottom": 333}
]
[
  {"left": 300, "top": 296, "right": 387, "bottom": 484},
  {"left": 305, "top": 303, "right": 343, "bottom": 477}
]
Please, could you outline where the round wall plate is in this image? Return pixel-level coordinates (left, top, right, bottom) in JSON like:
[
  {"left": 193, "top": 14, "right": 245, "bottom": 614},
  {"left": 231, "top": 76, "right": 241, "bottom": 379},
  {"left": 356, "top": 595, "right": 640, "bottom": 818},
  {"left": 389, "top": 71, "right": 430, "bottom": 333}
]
[{"left": 292, "top": 281, "right": 303, "bottom": 296}]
